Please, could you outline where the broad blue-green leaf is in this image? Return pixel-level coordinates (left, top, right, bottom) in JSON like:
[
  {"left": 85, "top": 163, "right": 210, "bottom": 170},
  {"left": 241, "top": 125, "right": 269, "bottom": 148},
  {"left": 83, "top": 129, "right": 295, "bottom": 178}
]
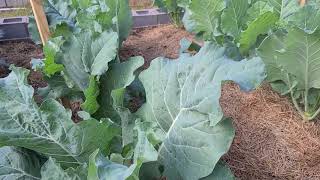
[
  {"left": 137, "top": 43, "right": 265, "bottom": 180},
  {"left": 41, "top": 158, "right": 87, "bottom": 180},
  {"left": 45, "top": 0, "right": 76, "bottom": 26},
  {"left": 95, "top": 57, "right": 144, "bottom": 122},
  {"left": 188, "top": 0, "right": 225, "bottom": 39},
  {"left": 0, "top": 147, "right": 42, "bottom": 180},
  {"left": 289, "top": 5, "right": 320, "bottom": 34},
  {"left": 76, "top": 0, "right": 132, "bottom": 43},
  {"left": 239, "top": 12, "right": 278, "bottom": 54},
  {"left": 276, "top": 28, "right": 320, "bottom": 89},
  {"left": 267, "top": 0, "right": 300, "bottom": 19},
  {"left": 38, "top": 73, "right": 81, "bottom": 100},
  {"left": 258, "top": 30, "right": 286, "bottom": 82},
  {"left": 60, "top": 30, "right": 118, "bottom": 90},
  {"left": 133, "top": 120, "right": 158, "bottom": 163},
  {"left": 182, "top": 8, "right": 196, "bottom": 32},
  {"left": 221, "top": 0, "right": 248, "bottom": 39},
  {"left": 245, "top": 1, "right": 274, "bottom": 24},
  {"left": 88, "top": 149, "right": 136, "bottom": 180},
  {"left": 201, "top": 161, "right": 235, "bottom": 180},
  {"left": 0, "top": 66, "right": 119, "bottom": 167},
  {"left": 28, "top": 17, "right": 42, "bottom": 45}
]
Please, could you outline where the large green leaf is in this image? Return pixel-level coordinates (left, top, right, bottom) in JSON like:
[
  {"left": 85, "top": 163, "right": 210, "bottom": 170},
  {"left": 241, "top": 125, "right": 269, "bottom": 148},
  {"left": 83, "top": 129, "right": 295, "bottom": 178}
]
[
  {"left": 137, "top": 43, "right": 265, "bottom": 180},
  {"left": 201, "top": 161, "right": 235, "bottom": 180},
  {"left": 276, "top": 29, "right": 320, "bottom": 89},
  {"left": 221, "top": 0, "right": 248, "bottom": 39},
  {"left": 239, "top": 11, "right": 278, "bottom": 54},
  {"left": 41, "top": 158, "right": 87, "bottom": 180},
  {"left": 0, "top": 67, "right": 119, "bottom": 167},
  {"left": 88, "top": 150, "right": 136, "bottom": 180},
  {"left": 188, "top": 0, "right": 225, "bottom": 39},
  {"left": 0, "top": 147, "right": 42, "bottom": 180},
  {"left": 28, "top": 17, "right": 42, "bottom": 45},
  {"left": 267, "top": 0, "right": 300, "bottom": 19},
  {"left": 95, "top": 57, "right": 144, "bottom": 122},
  {"left": 245, "top": 0, "right": 274, "bottom": 24},
  {"left": 258, "top": 30, "right": 286, "bottom": 82},
  {"left": 259, "top": 28, "right": 320, "bottom": 120},
  {"left": 288, "top": 5, "right": 320, "bottom": 34},
  {"left": 60, "top": 30, "right": 118, "bottom": 90},
  {"left": 88, "top": 120, "right": 157, "bottom": 180}
]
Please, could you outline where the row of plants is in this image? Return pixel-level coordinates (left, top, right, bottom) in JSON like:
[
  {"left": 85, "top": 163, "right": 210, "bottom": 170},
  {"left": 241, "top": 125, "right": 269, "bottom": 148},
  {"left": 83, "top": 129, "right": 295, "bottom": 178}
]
[
  {"left": 159, "top": 0, "right": 320, "bottom": 121},
  {"left": 0, "top": 0, "right": 319, "bottom": 179}
]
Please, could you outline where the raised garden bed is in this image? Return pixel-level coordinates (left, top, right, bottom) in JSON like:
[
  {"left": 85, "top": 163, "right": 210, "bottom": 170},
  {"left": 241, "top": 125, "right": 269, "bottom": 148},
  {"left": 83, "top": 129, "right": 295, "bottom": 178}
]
[
  {"left": 0, "top": 16, "right": 29, "bottom": 41},
  {"left": 132, "top": 8, "right": 171, "bottom": 28}
]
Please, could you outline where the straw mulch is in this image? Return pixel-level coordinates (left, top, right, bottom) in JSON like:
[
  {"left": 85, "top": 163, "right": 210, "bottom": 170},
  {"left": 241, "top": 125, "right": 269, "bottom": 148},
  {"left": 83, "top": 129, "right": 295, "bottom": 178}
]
[{"left": 221, "top": 82, "right": 320, "bottom": 180}]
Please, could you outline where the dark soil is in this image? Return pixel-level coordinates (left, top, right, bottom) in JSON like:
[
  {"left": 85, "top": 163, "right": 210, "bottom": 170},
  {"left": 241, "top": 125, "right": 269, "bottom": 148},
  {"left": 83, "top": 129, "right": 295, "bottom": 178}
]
[
  {"left": 0, "top": 40, "right": 46, "bottom": 89},
  {"left": 0, "top": 40, "right": 81, "bottom": 121}
]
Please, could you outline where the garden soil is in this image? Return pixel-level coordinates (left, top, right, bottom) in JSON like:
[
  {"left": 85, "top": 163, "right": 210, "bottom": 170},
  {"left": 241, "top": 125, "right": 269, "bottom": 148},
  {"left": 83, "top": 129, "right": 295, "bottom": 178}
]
[{"left": 1, "top": 25, "right": 320, "bottom": 179}]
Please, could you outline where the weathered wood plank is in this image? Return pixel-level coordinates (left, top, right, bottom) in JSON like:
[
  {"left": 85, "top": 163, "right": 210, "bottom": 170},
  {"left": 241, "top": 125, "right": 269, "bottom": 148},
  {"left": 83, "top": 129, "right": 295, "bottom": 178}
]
[{"left": 30, "top": 0, "right": 50, "bottom": 44}]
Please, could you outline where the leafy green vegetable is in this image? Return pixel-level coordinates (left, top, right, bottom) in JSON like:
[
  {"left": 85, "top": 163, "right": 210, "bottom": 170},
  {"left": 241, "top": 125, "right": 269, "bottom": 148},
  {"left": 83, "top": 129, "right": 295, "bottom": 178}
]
[
  {"left": 81, "top": 76, "right": 100, "bottom": 114},
  {"left": 43, "top": 36, "right": 65, "bottom": 76},
  {"left": 95, "top": 57, "right": 144, "bottom": 121},
  {"left": 188, "top": 0, "right": 225, "bottom": 40},
  {"left": 221, "top": 0, "right": 248, "bottom": 39},
  {"left": 0, "top": 147, "right": 42, "bottom": 180},
  {"left": 0, "top": 66, "right": 119, "bottom": 167},
  {"left": 239, "top": 12, "right": 278, "bottom": 54},
  {"left": 259, "top": 27, "right": 320, "bottom": 121},
  {"left": 41, "top": 158, "right": 87, "bottom": 180},
  {"left": 59, "top": 30, "right": 118, "bottom": 90},
  {"left": 88, "top": 149, "right": 137, "bottom": 180},
  {"left": 288, "top": 5, "right": 320, "bottom": 34},
  {"left": 154, "top": 0, "right": 184, "bottom": 27},
  {"left": 136, "top": 43, "right": 265, "bottom": 179}
]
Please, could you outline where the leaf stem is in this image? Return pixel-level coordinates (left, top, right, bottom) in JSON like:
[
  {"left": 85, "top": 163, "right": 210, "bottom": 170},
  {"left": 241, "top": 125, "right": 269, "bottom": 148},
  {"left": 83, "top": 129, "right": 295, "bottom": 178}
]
[
  {"left": 286, "top": 74, "right": 304, "bottom": 118},
  {"left": 308, "top": 106, "right": 320, "bottom": 120}
]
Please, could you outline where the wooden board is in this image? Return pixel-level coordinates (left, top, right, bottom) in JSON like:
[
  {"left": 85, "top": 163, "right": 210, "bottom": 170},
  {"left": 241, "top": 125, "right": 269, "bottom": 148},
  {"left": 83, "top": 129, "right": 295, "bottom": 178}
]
[
  {"left": 30, "top": 0, "right": 50, "bottom": 44},
  {"left": 300, "top": 0, "right": 306, "bottom": 6}
]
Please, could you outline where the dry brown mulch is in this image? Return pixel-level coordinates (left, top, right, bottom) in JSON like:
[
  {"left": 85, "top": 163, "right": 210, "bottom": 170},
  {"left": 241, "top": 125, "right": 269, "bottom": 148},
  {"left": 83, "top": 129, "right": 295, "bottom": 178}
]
[
  {"left": 120, "top": 24, "right": 194, "bottom": 68},
  {"left": 221, "top": 83, "right": 320, "bottom": 180}
]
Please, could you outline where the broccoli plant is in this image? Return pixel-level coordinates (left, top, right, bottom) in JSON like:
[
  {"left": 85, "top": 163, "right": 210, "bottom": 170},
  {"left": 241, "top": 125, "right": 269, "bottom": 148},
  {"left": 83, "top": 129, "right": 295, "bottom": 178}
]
[{"left": 153, "top": 0, "right": 186, "bottom": 27}]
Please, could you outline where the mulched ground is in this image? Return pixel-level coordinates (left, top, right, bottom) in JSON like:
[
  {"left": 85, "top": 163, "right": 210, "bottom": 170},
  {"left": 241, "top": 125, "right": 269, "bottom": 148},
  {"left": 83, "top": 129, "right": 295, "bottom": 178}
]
[
  {"left": 119, "top": 24, "right": 194, "bottom": 68},
  {"left": 1, "top": 25, "right": 320, "bottom": 179}
]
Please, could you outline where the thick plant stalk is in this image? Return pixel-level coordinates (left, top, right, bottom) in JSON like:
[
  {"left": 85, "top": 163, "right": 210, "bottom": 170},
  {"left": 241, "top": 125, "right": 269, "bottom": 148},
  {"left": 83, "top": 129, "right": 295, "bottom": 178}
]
[
  {"left": 286, "top": 74, "right": 305, "bottom": 119},
  {"left": 287, "top": 74, "right": 320, "bottom": 121}
]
